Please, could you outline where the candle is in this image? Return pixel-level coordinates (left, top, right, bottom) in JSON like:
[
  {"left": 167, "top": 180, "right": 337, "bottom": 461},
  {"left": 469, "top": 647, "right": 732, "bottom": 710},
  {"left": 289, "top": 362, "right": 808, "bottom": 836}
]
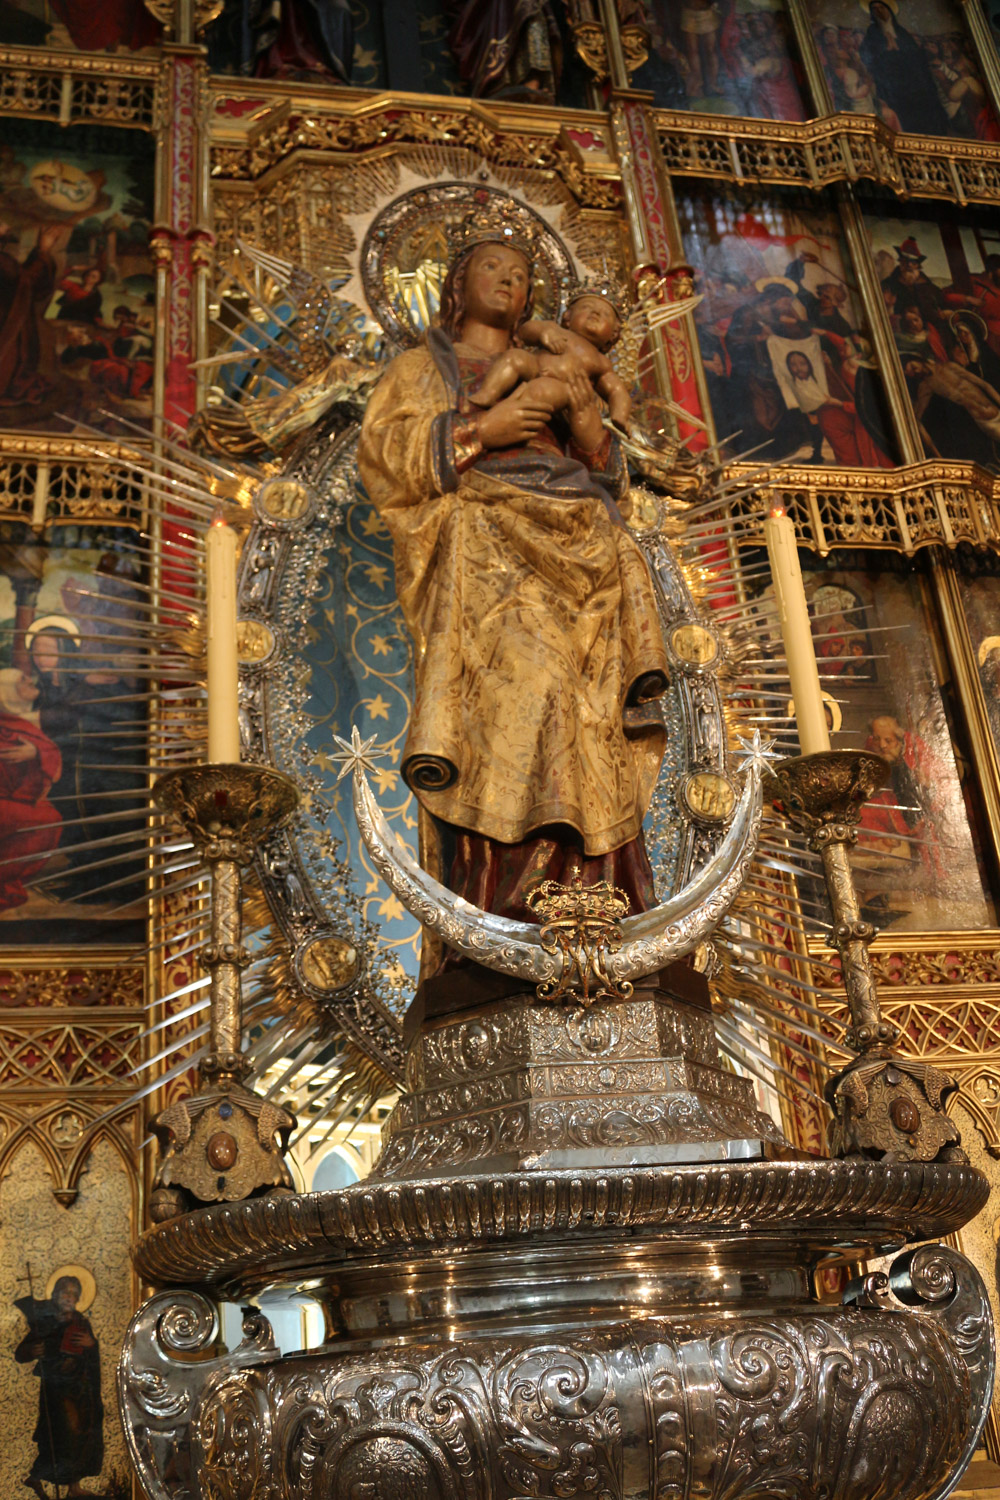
[
  {"left": 206, "top": 514, "right": 241, "bottom": 763},
  {"left": 763, "top": 507, "right": 831, "bottom": 757}
]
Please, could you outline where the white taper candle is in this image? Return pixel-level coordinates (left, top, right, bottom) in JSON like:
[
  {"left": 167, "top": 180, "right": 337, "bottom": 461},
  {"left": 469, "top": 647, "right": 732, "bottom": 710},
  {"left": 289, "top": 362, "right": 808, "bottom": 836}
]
[
  {"left": 763, "top": 507, "right": 831, "bottom": 757},
  {"left": 206, "top": 514, "right": 241, "bottom": 763}
]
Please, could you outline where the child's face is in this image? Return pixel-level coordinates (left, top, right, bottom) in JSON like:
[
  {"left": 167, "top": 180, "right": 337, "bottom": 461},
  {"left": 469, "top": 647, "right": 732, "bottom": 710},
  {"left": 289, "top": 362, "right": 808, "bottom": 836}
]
[{"left": 565, "top": 295, "right": 620, "bottom": 352}]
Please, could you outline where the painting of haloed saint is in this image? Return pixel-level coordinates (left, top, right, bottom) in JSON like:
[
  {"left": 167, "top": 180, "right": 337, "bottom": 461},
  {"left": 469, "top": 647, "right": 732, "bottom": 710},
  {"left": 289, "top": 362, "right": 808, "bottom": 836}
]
[
  {"left": 0, "top": 119, "right": 154, "bottom": 437},
  {"left": 675, "top": 186, "right": 898, "bottom": 465},
  {"left": 747, "top": 549, "right": 994, "bottom": 932},
  {"left": 806, "top": 0, "right": 999, "bottom": 139},
  {"left": 630, "top": 0, "right": 808, "bottom": 119},
  {"left": 864, "top": 205, "right": 1000, "bottom": 468},
  {"left": 0, "top": 0, "right": 158, "bottom": 49},
  {"left": 0, "top": 524, "right": 145, "bottom": 948},
  {"left": 1, "top": 1138, "right": 136, "bottom": 1499}
]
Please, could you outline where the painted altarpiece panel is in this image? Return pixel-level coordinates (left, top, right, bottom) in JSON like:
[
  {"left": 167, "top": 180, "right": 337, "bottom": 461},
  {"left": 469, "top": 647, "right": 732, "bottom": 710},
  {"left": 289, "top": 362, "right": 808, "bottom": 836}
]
[
  {"left": 863, "top": 200, "right": 1000, "bottom": 469},
  {"left": 805, "top": 0, "right": 999, "bottom": 138},
  {"left": 0, "top": 0, "right": 158, "bottom": 50},
  {"left": 0, "top": 522, "right": 146, "bottom": 948},
  {"left": 955, "top": 549, "right": 1000, "bottom": 761},
  {"left": 0, "top": 119, "right": 155, "bottom": 438},
  {"left": 746, "top": 547, "right": 995, "bottom": 932},
  {"left": 631, "top": 0, "right": 810, "bottom": 119},
  {"left": 0, "top": 1136, "right": 137, "bottom": 1499},
  {"left": 674, "top": 184, "right": 899, "bottom": 466}
]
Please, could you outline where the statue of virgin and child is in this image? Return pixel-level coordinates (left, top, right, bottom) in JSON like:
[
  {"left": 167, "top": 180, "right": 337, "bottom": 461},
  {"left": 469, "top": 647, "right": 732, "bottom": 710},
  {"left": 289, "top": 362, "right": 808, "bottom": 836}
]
[{"left": 357, "top": 200, "right": 670, "bottom": 1002}]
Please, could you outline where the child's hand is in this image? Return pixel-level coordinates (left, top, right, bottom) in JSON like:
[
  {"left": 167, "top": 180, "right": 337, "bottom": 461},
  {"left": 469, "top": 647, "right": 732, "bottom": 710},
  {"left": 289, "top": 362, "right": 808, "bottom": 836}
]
[{"left": 538, "top": 325, "right": 570, "bottom": 355}]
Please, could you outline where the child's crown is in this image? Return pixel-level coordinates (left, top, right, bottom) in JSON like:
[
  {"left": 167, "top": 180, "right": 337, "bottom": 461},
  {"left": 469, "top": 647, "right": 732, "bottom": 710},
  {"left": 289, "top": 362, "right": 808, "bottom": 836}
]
[{"left": 565, "top": 273, "right": 631, "bottom": 325}]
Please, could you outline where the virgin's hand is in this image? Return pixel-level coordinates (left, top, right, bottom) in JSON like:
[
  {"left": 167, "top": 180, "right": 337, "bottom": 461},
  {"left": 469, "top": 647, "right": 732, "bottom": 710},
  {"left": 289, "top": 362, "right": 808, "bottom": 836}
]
[
  {"left": 0, "top": 741, "right": 37, "bottom": 763},
  {"left": 565, "top": 369, "right": 604, "bottom": 452},
  {"left": 474, "top": 391, "right": 554, "bottom": 448}
]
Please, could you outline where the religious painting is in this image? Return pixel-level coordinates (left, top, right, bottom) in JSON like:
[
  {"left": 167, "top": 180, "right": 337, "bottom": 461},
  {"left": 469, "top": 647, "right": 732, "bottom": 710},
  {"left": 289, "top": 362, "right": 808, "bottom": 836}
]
[
  {"left": 863, "top": 203, "right": 1000, "bottom": 468},
  {"left": 805, "top": 0, "right": 999, "bottom": 139},
  {"left": 675, "top": 185, "right": 898, "bottom": 465},
  {"left": 748, "top": 549, "right": 994, "bottom": 932},
  {"left": 953, "top": 550, "right": 1000, "bottom": 758},
  {"left": 0, "top": 119, "right": 155, "bottom": 437},
  {"left": 631, "top": 0, "right": 809, "bottom": 119},
  {"left": 0, "top": 0, "right": 159, "bottom": 49},
  {"left": 0, "top": 523, "right": 146, "bottom": 949},
  {"left": 0, "top": 1139, "right": 135, "bottom": 1499}
]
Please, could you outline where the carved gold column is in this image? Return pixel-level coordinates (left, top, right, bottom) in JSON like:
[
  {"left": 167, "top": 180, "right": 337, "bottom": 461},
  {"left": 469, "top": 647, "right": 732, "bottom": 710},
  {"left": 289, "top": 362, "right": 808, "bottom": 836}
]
[{"left": 609, "top": 99, "right": 715, "bottom": 446}]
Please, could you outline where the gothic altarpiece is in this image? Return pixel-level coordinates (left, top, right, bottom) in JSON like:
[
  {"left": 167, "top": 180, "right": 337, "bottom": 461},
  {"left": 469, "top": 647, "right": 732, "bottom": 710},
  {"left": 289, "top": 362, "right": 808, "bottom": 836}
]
[{"left": 5, "top": 0, "right": 1000, "bottom": 1492}]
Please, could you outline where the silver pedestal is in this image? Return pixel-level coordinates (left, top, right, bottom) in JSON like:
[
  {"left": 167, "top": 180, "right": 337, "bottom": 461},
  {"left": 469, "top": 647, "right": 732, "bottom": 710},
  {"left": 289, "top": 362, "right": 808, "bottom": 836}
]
[{"left": 119, "top": 988, "right": 995, "bottom": 1500}]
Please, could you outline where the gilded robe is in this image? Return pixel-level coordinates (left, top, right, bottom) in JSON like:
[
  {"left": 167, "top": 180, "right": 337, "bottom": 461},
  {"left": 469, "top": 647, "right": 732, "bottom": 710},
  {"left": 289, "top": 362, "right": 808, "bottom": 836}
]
[{"left": 357, "top": 330, "right": 668, "bottom": 858}]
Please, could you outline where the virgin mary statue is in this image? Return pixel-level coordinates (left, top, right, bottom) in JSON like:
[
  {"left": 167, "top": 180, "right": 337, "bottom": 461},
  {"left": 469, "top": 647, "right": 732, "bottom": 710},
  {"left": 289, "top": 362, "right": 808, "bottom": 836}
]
[{"left": 358, "top": 199, "right": 669, "bottom": 943}]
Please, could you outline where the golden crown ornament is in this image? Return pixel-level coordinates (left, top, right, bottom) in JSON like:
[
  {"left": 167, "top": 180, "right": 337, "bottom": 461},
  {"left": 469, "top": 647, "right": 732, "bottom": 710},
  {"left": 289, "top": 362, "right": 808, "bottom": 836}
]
[
  {"left": 449, "top": 190, "right": 543, "bottom": 267},
  {"left": 565, "top": 272, "right": 631, "bottom": 325}
]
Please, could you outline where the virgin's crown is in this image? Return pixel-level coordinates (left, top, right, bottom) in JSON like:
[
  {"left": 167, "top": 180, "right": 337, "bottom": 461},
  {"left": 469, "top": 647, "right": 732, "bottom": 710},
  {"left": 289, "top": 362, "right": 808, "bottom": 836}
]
[{"left": 449, "top": 191, "right": 542, "bottom": 266}]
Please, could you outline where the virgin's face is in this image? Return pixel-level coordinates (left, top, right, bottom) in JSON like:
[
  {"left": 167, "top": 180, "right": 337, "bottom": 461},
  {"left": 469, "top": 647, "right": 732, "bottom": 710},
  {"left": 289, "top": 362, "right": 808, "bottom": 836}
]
[
  {"left": 462, "top": 244, "right": 530, "bottom": 331},
  {"left": 31, "top": 634, "right": 59, "bottom": 674}
]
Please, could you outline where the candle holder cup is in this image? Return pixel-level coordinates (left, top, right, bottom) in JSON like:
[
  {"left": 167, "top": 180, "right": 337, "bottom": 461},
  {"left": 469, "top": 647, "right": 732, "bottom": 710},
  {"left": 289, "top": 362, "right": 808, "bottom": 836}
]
[
  {"left": 147, "top": 763, "right": 301, "bottom": 1222},
  {"left": 772, "top": 751, "right": 965, "bottom": 1165}
]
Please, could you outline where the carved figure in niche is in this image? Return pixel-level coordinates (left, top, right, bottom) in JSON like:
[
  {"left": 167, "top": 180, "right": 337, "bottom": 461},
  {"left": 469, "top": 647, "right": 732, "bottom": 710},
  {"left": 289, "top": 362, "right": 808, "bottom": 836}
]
[
  {"left": 447, "top": 0, "right": 563, "bottom": 102},
  {"left": 14, "top": 1270, "right": 104, "bottom": 1499},
  {"left": 203, "top": 0, "right": 353, "bottom": 82},
  {"left": 357, "top": 204, "right": 669, "bottom": 950},
  {"left": 468, "top": 281, "right": 634, "bottom": 431}
]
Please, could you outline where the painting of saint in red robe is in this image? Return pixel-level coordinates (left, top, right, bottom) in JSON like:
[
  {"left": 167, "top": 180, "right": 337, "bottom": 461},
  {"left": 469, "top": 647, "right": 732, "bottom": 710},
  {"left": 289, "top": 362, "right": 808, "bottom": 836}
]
[
  {"left": 0, "top": 525, "right": 145, "bottom": 945},
  {"left": 0, "top": 667, "right": 62, "bottom": 912}
]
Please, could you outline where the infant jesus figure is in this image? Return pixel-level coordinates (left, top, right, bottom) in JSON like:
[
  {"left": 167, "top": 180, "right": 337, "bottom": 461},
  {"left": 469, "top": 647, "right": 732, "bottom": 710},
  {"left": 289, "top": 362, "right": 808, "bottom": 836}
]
[{"left": 468, "top": 279, "right": 633, "bottom": 431}]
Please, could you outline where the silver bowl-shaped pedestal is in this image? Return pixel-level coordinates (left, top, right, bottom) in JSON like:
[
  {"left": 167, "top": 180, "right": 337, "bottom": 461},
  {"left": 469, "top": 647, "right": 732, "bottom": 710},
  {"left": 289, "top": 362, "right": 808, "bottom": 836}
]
[{"left": 119, "top": 1156, "right": 993, "bottom": 1500}]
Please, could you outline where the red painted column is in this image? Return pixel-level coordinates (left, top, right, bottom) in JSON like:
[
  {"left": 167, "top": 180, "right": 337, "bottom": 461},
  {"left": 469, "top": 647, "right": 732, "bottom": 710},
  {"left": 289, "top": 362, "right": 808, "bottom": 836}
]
[
  {"left": 152, "top": 48, "right": 212, "bottom": 434},
  {"left": 612, "top": 99, "right": 709, "bottom": 452}
]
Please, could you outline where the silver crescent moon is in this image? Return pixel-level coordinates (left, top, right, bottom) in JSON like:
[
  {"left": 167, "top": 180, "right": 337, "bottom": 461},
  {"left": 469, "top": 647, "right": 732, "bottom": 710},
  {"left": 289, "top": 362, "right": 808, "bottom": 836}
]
[{"left": 352, "top": 762, "right": 762, "bottom": 986}]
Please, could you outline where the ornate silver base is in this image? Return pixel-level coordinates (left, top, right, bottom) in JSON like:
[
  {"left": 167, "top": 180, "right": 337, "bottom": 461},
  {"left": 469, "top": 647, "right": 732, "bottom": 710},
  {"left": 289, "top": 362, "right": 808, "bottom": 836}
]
[
  {"left": 120, "top": 1160, "right": 993, "bottom": 1500},
  {"left": 373, "top": 989, "right": 787, "bottom": 1179},
  {"left": 120, "top": 972, "right": 996, "bottom": 1500}
]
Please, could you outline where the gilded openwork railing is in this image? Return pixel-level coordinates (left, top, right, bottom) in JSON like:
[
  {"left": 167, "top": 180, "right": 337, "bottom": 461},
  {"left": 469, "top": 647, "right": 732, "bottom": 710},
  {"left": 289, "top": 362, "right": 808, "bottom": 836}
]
[
  {"left": 0, "top": 45, "right": 159, "bottom": 129},
  {"left": 656, "top": 109, "right": 1000, "bottom": 207}
]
